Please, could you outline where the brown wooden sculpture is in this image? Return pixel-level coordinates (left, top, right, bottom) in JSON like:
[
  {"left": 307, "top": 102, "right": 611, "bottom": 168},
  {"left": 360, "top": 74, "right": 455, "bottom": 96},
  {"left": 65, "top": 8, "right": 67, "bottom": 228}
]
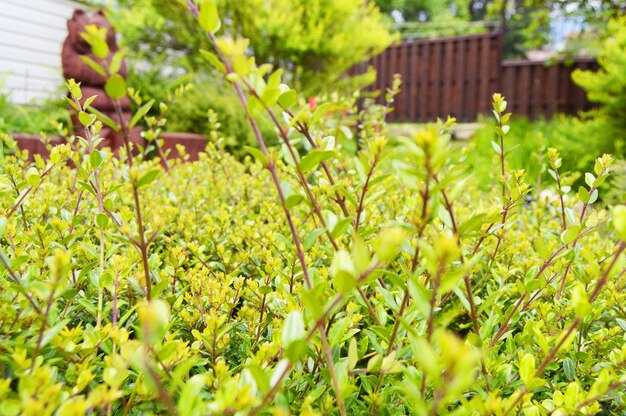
[{"left": 61, "top": 9, "right": 139, "bottom": 150}]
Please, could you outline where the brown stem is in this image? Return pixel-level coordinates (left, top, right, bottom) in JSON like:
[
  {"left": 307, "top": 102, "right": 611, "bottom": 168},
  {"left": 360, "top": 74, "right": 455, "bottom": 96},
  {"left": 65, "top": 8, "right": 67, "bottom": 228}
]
[
  {"left": 242, "top": 82, "right": 339, "bottom": 250},
  {"left": 354, "top": 154, "right": 380, "bottom": 232},
  {"left": 286, "top": 114, "right": 350, "bottom": 217}
]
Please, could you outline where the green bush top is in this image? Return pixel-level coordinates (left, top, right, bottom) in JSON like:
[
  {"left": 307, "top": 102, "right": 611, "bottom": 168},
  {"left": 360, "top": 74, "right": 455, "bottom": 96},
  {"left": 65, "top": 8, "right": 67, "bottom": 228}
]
[{"left": 0, "top": 3, "right": 625, "bottom": 416}]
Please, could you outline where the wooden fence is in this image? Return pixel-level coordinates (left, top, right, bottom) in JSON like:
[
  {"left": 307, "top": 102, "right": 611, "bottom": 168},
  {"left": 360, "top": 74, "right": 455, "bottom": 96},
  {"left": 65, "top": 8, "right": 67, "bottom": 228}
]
[
  {"left": 501, "top": 58, "right": 598, "bottom": 118},
  {"left": 354, "top": 32, "right": 598, "bottom": 122}
]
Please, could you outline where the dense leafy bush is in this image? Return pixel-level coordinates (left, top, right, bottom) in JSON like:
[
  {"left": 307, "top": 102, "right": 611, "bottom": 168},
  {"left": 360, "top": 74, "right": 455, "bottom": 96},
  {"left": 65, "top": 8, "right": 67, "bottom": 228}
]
[
  {"left": 0, "top": 92, "right": 69, "bottom": 136},
  {"left": 468, "top": 116, "right": 616, "bottom": 191},
  {"left": 110, "top": 0, "right": 394, "bottom": 94},
  {"left": 105, "top": 0, "right": 394, "bottom": 150},
  {"left": 126, "top": 68, "right": 268, "bottom": 156},
  {"left": 573, "top": 16, "right": 626, "bottom": 159},
  {"left": 1, "top": 2, "right": 625, "bottom": 415}
]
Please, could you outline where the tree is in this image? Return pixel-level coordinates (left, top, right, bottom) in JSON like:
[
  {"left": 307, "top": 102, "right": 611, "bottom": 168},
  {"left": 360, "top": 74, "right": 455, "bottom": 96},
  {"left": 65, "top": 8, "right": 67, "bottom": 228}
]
[
  {"left": 573, "top": 16, "right": 626, "bottom": 158},
  {"left": 108, "top": 0, "right": 395, "bottom": 94},
  {"left": 375, "top": 0, "right": 625, "bottom": 58}
]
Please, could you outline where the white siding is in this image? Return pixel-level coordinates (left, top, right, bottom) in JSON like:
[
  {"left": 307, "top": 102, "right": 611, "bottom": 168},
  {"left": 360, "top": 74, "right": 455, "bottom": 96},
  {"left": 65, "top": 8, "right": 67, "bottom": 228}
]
[{"left": 0, "top": 0, "right": 86, "bottom": 104}]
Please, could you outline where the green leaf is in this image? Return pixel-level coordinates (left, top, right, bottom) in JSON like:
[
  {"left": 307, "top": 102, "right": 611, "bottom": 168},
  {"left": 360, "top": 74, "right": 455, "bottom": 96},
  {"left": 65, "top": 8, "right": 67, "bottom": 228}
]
[
  {"left": 331, "top": 250, "right": 356, "bottom": 294},
  {"left": 86, "top": 106, "right": 120, "bottom": 131},
  {"left": 519, "top": 353, "right": 536, "bottom": 385},
  {"left": 578, "top": 186, "right": 590, "bottom": 203},
  {"left": 109, "top": 51, "right": 124, "bottom": 75},
  {"left": 247, "top": 96, "right": 264, "bottom": 116},
  {"left": 66, "top": 79, "right": 82, "bottom": 100},
  {"left": 285, "top": 339, "right": 307, "bottom": 363},
  {"left": 563, "top": 358, "right": 576, "bottom": 381},
  {"left": 83, "top": 95, "right": 97, "bottom": 108},
  {"left": 279, "top": 182, "right": 305, "bottom": 210},
  {"left": 268, "top": 69, "right": 283, "bottom": 88},
  {"left": 304, "top": 228, "right": 325, "bottom": 251},
  {"left": 585, "top": 172, "right": 595, "bottom": 188},
  {"left": 78, "top": 111, "right": 96, "bottom": 127},
  {"left": 243, "top": 146, "right": 268, "bottom": 166},
  {"left": 177, "top": 375, "right": 206, "bottom": 416},
  {"left": 277, "top": 90, "right": 297, "bottom": 108},
  {"left": 246, "top": 364, "right": 270, "bottom": 394},
  {"left": 95, "top": 212, "right": 109, "bottom": 229},
  {"left": 136, "top": 169, "right": 160, "bottom": 188},
  {"left": 348, "top": 338, "right": 358, "bottom": 370},
  {"left": 89, "top": 150, "right": 104, "bottom": 169},
  {"left": 376, "top": 227, "right": 407, "bottom": 263},
  {"left": 0, "top": 217, "right": 6, "bottom": 239},
  {"left": 64, "top": 96, "right": 79, "bottom": 111},
  {"left": 331, "top": 217, "right": 352, "bottom": 239},
  {"left": 533, "top": 238, "right": 550, "bottom": 259},
  {"left": 78, "top": 56, "right": 106, "bottom": 77},
  {"left": 367, "top": 353, "right": 383, "bottom": 373},
  {"left": 571, "top": 283, "right": 591, "bottom": 318},
  {"left": 282, "top": 311, "right": 305, "bottom": 351},
  {"left": 26, "top": 167, "right": 40, "bottom": 186},
  {"left": 199, "top": 0, "right": 221, "bottom": 33},
  {"left": 561, "top": 225, "right": 581, "bottom": 245},
  {"left": 310, "top": 103, "right": 332, "bottom": 125},
  {"left": 260, "top": 87, "right": 281, "bottom": 107},
  {"left": 299, "top": 149, "right": 335, "bottom": 172},
  {"left": 41, "top": 319, "right": 70, "bottom": 348},
  {"left": 352, "top": 234, "right": 371, "bottom": 275},
  {"left": 258, "top": 285, "right": 272, "bottom": 295},
  {"left": 130, "top": 99, "right": 154, "bottom": 128},
  {"left": 104, "top": 75, "right": 127, "bottom": 100},
  {"left": 199, "top": 49, "right": 226, "bottom": 73}
]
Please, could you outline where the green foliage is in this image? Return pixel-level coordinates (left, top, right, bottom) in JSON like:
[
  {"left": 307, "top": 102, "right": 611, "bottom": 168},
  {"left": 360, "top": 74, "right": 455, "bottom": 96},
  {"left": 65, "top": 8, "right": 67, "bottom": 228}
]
[
  {"left": 109, "top": 0, "right": 395, "bottom": 95},
  {"left": 127, "top": 68, "right": 268, "bottom": 155},
  {"left": 1, "top": 4, "right": 626, "bottom": 415},
  {"left": 0, "top": 92, "right": 69, "bottom": 136},
  {"left": 106, "top": 0, "right": 393, "bottom": 150},
  {"left": 573, "top": 15, "right": 626, "bottom": 159},
  {"left": 468, "top": 115, "right": 617, "bottom": 191}
]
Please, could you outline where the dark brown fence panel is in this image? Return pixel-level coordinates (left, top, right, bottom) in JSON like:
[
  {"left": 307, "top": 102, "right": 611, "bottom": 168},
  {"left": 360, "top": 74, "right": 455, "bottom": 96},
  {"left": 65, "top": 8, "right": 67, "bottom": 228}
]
[
  {"left": 501, "top": 59, "right": 598, "bottom": 119},
  {"left": 354, "top": 32, "right": 503, "bottom": 123},
  {"left": 352, "top": 31, "right": 598, "bottom": 122}
]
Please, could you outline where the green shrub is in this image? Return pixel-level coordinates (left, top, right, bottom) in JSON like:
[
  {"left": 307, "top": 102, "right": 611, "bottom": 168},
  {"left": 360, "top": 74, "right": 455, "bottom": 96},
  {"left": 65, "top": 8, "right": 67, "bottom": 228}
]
[
  {"left": 0, "top": 4, "right": 625, "bottom": 416},
  {"left": 126, "top": 67, "right": 271, "bottom": 156},
  {"left": 573, "top": 16, "right": 626, "bottom": 158},
  {"left": 468, "top": 115, "right": 616, "bottom": 192},
  {"left": 0, "top": 91, "right": 69, "bottom": 136},
  {"left": 110, "top": 0, "right": 395, "bottom": 94}
]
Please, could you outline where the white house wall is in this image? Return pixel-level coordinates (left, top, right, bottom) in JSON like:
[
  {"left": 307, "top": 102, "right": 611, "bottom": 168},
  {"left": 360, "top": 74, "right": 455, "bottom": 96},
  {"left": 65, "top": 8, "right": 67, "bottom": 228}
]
[{"left": 0, "top": 0, "right": 86, "bottom": 104}]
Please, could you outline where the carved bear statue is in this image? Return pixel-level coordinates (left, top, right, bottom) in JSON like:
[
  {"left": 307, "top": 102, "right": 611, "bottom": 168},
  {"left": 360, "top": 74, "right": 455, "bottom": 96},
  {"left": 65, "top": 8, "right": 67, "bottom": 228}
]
[{"left": 61, "top": 9, "right": 139, "bottom": 150}]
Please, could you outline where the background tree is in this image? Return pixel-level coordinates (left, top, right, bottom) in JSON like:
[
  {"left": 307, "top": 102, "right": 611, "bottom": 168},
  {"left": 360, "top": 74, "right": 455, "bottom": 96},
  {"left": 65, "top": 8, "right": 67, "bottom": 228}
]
[
  {"left": 103, "top": 0, "right": 395, "bottom": 150},
  {"left": 573, "top": 15, "right": 626, "bottom": 158},
  {"left": 375, "top": 0, "right": 625, "bottom": 58},
  {"left": 109, "top": 0, "right": 395, "bottom": 94}
]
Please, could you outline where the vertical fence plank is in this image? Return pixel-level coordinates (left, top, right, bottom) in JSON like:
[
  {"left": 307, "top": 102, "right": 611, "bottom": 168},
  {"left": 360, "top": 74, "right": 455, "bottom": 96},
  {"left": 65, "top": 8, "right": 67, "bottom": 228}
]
[
  {"left": 546, "top": 64, "right": 559, "bottom": 118},
  {"left": 455, "top": 39, "right": 466, "bottom": 121},
  {"left": 477, "top": 34, "right": 491, "bottom": 115},
  {"left": 466, "top": 37, "right": 479, "bottom": 121},
  {"left": 530, "top": 65, "right": 544, "bottom": 117},
  {"left": 409, "top": 42, "right": 418, "bottom": 122},
  {"left": 442, "top": 39, "right": 454, "bottom": 117},
  {"left": 419, "top": 42, "right": 428, "bottom": 121}
]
